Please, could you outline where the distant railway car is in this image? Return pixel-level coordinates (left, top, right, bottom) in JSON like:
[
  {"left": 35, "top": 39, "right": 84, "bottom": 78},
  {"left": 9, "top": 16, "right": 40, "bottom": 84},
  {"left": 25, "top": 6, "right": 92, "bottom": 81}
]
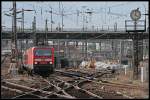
[{"left": 22, "top": 47, "right": 54, "bottom": 74}]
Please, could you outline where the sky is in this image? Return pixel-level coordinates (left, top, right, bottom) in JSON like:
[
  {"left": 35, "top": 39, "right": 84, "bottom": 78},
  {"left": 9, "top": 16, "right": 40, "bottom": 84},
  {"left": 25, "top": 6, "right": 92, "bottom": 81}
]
[{"left": 2, "top": 1, "right": 149, "bottom": 31}]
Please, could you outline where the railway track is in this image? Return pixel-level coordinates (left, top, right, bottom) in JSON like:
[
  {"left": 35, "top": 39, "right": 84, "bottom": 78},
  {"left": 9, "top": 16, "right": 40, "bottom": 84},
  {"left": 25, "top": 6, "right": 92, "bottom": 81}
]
[
  {"left": 52, "top": 73, "right": 132, "bottom": 99},
  {"left": 55, "top": 69, "right": 146, "bottom": 90},
  {"left": 1, "top": 79, "right": 74, "bottom": 99},
  {"left": 54, "top": 69, "right": 149, "bottom": 99},
  {"left": 2, "top": 73, "right": 101, "bottom": 99},
  {"left": 46, "top": 75, "right": 102, "bottom": 99},
  {"left": 55, "top": 69, "right": 118, "bottom": 83},
  {"left": 13, "top": 75, "right": 75, "bottom": 99},
  {"left": 1, "top": 66, "right": 147, "bottom": 99},
  {"left": 26, "top": 74, "right": 101, "bottom": 99},
  {"left": 1, "top": 81, "right": 38, "bottom": 99}
]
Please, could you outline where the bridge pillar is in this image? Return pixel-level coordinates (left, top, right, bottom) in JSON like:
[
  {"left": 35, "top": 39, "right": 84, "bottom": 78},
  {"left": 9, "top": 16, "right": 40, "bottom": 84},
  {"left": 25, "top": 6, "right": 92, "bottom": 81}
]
[
  {"left": 133, "top": 39, "right": 139, "bottom": 80},
  {"left": 111, "top": 40, "right": 117, "bottom": 59},
  {"left": 138, "top": 40, "right": 143, "bottom": 61},
  {"left": 52, "top": 41, "right": 55, "bottom": 47},
  {"left": 119, "top": 40, "right": 124, "bottom": 67},
  {"left": 132, "top": 34, "right": 144, "bottom": 80},
  {"left": 98, "top": 41, "right": 101, "bottom": 61},
  {"left": 85, "top": 40, "right": 88, "bottom": 59},
  {"left": 65, "top": 41, "right": 68, "bottom": 58},
  {"left": 82, "top": 42, "right": 84, "bottom": 58},
  {"left": 111, "top": 40, "right": 114, "bottom": 59},
  {"left": 68, "top": 41, "right": 71, "bottom": 59},
  {"left": 143, "top": 39, "right": 149, "bottom": 59},
  {"left": 114, "top": 40, "right": 118, "bottom": 59},
  {"left": 25, "top": 39, "right": 29, "bottom": 49},
  {"left": 57, "top": 39, "right": 61, "bottom": 68},
  {"left": 75, "top": 41, "right": 78, "bottom": 47},
  {"left": 99, "top": 40, "right": 101, "bottom": 53},
  {"left": 121, "top": 40, "right": 124, "bottom": 59}
]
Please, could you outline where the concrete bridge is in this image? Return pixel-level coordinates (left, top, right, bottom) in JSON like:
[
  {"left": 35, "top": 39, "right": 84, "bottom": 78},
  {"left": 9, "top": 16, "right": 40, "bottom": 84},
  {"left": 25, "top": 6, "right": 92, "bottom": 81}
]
[{"left": 1, "top": 30, "right": 149, "bottom": 39}]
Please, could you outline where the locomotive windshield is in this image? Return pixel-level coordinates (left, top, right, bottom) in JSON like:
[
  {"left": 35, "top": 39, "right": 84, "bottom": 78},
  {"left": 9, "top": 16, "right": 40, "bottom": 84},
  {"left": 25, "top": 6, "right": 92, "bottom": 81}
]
[{"left": 34, "top": 49, "right": 51, "bottom": 56}]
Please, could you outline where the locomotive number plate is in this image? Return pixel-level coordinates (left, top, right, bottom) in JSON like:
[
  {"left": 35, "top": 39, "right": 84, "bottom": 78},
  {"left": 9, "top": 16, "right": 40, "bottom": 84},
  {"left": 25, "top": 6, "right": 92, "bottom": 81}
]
[{"left": 40, "top": 62, "right": 47, "bottom": 64}]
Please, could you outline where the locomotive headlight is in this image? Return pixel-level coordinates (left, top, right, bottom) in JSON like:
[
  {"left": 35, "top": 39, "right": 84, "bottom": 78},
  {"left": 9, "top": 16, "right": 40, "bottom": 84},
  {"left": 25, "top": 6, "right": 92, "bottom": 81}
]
[
  {"left": 49, "top": 62, "right": 52, "bottom": 64},
  {"left": 34, "top": 62, "right": 38, "bottom": 64}
]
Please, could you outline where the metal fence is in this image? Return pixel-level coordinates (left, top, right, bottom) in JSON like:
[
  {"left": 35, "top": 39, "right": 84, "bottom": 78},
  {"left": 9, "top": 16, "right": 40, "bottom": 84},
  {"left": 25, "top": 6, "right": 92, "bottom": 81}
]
[{"left": 2, "top": 27, "right": 127, "bottom": 32}]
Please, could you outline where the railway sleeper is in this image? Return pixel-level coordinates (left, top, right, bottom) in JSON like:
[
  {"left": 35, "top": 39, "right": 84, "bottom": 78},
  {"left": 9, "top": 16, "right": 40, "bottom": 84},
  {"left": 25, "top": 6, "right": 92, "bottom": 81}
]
[
  {"left": 12, "top": 93, "right": 46, "bottom": 99},
  {"left": 57, "top": 82, "right": 71, "bottom": 89},
  {"left": 16, "top": 85, "right": 53, "bottom": 98},
  {"left": 65, "top": 85, "right": 102, "bottom": 99},
  {"left": 46, "top": 93, "right": 76, "bottom": 99},
  {"left": 43, "top": 78, "right": 75, "bottom": 98},
  {"left": 52, "top": 71, "right": 139, "bottom": 99},
  {"left": 1, "top": 86, "right": 24, "bottom": 94},
  {"left": 54, "top": 72, "right": 132, "bottom": 99},
  {"left": 77, "top": 80, "right": 92, "bottom": 87},
  {"left": 2, "top": 82, "right": 31, "bottom": 92},
  {"left": 77, "top": 73, "right": 142, "bottom": 90},
  {"left": 2, "top": 80, "right": 74, "bottom": 99},
  {"left": 54, "top": 78, "right": 102, "bottom": 99}
]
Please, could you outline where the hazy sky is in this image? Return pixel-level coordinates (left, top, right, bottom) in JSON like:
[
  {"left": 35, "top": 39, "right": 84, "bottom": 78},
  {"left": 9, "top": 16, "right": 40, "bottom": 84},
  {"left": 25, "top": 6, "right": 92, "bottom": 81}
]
[{"left": 2, "top": 1, "right": 149, "bottom": 30}]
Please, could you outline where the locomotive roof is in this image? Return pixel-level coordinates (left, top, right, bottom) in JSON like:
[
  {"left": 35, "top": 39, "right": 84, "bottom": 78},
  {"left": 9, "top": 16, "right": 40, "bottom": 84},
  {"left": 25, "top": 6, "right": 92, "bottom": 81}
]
[{"left": 30, "top": 46, "right": 54, "bottom": 49}]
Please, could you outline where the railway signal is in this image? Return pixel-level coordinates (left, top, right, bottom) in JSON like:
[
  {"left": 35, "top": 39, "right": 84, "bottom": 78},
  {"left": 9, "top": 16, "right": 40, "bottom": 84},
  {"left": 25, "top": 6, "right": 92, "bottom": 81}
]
[{"left": 125, "top": 8, "right": 146, "bottom": 80}]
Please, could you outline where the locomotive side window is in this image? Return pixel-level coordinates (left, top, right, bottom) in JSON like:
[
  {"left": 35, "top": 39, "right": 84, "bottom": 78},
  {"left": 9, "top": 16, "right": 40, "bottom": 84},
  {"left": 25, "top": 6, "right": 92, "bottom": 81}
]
[
  {"left": 34, "top": 49, "right": 51, "bottom": 56},
  {"left": 24, "top": 54, "right": 28, "bottom": 60}
]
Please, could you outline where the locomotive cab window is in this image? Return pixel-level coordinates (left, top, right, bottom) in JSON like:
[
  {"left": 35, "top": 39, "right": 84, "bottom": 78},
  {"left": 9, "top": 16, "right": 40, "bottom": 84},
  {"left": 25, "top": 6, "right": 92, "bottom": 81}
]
[
  {"left": 34, "top": 49, "right": 51, "bottom": 56},
  {"left": 24, "top": 54, "right": 28, "bottom": 60}
]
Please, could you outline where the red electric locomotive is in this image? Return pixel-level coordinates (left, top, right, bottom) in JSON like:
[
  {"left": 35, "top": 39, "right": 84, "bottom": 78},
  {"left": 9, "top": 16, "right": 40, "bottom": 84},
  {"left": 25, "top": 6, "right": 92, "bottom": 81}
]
[{"left": 22, "top": 47, "right": 55, "bottom": 74}]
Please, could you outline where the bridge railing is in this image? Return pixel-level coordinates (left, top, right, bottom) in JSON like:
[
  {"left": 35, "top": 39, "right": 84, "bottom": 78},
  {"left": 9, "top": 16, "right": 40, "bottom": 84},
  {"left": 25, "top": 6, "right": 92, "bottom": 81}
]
[
  {"left": 33, "top": 27, "right": 127, "bottom": 32},
  {"left": 2, "top": 28, "right": 33, "bottom": 33},
  {"left": 2, "top": 27, "right": 148, "bottom": 33}
]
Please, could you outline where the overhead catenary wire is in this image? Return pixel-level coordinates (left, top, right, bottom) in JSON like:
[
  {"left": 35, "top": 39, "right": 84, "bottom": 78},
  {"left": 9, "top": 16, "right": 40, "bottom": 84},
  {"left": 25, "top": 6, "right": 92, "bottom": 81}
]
[
  {"left": 3, "top": 2, "right": 147, "bottom": 31},
  {"left": 14, "top": 2, "right": 129, "bottom": 27},
  {"left": 4, "top": 2, "right": 140, "bottom": 18}
]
